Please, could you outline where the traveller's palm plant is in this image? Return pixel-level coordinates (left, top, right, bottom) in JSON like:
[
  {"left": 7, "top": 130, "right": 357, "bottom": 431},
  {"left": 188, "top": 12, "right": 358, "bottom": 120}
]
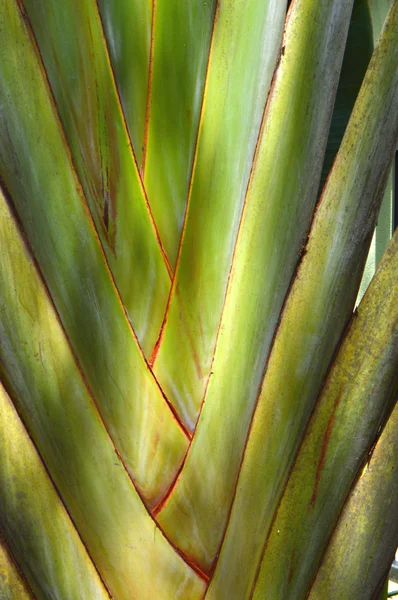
[{"left": 0, "top": 0, "right": 397, "bottom": 598}]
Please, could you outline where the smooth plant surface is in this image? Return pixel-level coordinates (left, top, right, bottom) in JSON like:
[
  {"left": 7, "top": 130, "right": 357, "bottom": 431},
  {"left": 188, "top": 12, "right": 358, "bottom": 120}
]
[{"left": 0, "top": 0, "right": 397, "bottom": 598}]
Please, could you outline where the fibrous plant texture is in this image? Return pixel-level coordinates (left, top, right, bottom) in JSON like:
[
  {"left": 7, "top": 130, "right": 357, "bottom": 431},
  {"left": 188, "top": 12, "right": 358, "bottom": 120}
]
[{"left": 0, "top": 0, "right": 397, "bottom": 598}]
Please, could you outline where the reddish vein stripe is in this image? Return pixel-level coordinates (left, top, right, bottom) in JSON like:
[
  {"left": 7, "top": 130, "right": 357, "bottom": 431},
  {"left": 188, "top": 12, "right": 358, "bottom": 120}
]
[
  {"left": 141, "top": 0, "right": 156, "bottom": 176},
  {"left": 198, "top": 9, "right": 300, "bottom": 587},
  {"left": 246, "top": 323, "right": 357, "bottom": 596},
  {"left": 19, "top": 0, "right": 179, "bottom": 434},
  {"left": 0, "top": 180, "right": 196, "bottom": 580},
  {"left": 152, "top": 1, "right": 282, "bottom": 519},
  {"left": 149, "top": 0, "right": 220, "bottom": 366},
  {"left": 94, "top": 0, "right": 172, "bottom": 278}
]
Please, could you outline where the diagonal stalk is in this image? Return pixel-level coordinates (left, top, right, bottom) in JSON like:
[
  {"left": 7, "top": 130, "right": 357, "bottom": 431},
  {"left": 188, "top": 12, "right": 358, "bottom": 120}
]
[
  {"left": 20, "top": 0, "right": 171, "bottom": 353},
  {"left": 156, "top": 0, "right": 356, "bottom": 573},
  {"left": 207, "top": 3, "right": 398, "bottom": 595},
  {"left": 251, "top": 230, "right": 398, "bottom": 599},
  {"left": 152, "top": 0, "right": 287, "bottom": 432},
  {"left": 0, "top": 0, "right": 188, "bottom": 505}
]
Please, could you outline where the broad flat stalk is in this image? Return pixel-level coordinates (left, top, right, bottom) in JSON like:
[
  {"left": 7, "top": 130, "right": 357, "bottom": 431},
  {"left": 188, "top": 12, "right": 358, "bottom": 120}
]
[
  {"left": 157, "top": 0, "right": 355, "bottom": 575},
  {"left": 207, "top": 3, "right": 398, "bottom": 595}
]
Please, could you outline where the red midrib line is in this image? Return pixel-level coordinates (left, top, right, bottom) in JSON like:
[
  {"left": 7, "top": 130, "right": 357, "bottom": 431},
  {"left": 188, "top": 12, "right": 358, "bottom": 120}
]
[
  {"left": 19, "top": 0, "right": 180, "bottom": 435},
  {"left": 199, "top": 14, "right": 298, "bottom": 594},
  {"left": 152, "top": 0, "right": 283, "bottom": 519},
  {"left": 149, "top": 0, "right": 220, "bottom": 369},
  {"left": 141, "top": 0, "right": 156, "bottom": 177},
  {"left": 4, "top": 5, "right": 197, "bottom": 573},
  {"left": 94, "top": 0, "right": 172, "bottom": 279},
  {"left": 150, "top": 0, "right": 223, "bottom": 519},
  {"left": 1, "top": 182, "right": 197, "bottom": 583}
]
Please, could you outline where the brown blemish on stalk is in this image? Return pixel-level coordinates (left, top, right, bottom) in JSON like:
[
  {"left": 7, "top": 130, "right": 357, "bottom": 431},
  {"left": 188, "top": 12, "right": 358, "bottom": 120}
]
[
  {"left": 288, "top": 564, "right": 294, "bottom": 583},
  {"left": 287, "top": 550, "right": 296, "bottom": 584},
  {"left": 310, "top": 390, "right": 343, "bottom": 508}
]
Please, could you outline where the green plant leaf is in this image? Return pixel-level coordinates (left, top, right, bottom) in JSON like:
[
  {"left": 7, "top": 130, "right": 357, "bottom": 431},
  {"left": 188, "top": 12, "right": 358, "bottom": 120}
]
[
  {"left": 252, "top": 229, "right": 398, "bottom": 599},
  {"left": 0, "top": 0, "right": 188, "bottom": 506},
  {"left": 21, "top": 0, "right": 171, "bottom": 353},
  {"left": 156, "top": 0, "right": 356, "bottom": 573},
  {"left": 319, "top": 0, "right": 373, "bottom": 193},
  {"left": 143, "top": 0, "right": 216, "bottom": 265},
  {"left": 355, "top": 0, "right": 394, "bottom": 302},
  {"left": 0, "top": 191, "right": 205, "bottom": 599},
  {"left": 0, "top": 535, "right": 33, "bottom": 600},
  {"left": 152, "top": 0, "right": 287, "bottom": 430},
  {"left": 307, "top": 398, "right": 398, "bottom": 600},
  {"left": 0, "top": 0, "right": 396, "bottom": 596},
  {"left": 206, "top": 2, "right": 398, "bottom": 594},
  {"left": 97, "top": 0, "right": 152, "bottom": 168},
  {"left": 0, "top": 183, "right": 186, "bottom": 506},
  {"left": 0, "top": 382, "right": 111, "bottom": 600}
]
